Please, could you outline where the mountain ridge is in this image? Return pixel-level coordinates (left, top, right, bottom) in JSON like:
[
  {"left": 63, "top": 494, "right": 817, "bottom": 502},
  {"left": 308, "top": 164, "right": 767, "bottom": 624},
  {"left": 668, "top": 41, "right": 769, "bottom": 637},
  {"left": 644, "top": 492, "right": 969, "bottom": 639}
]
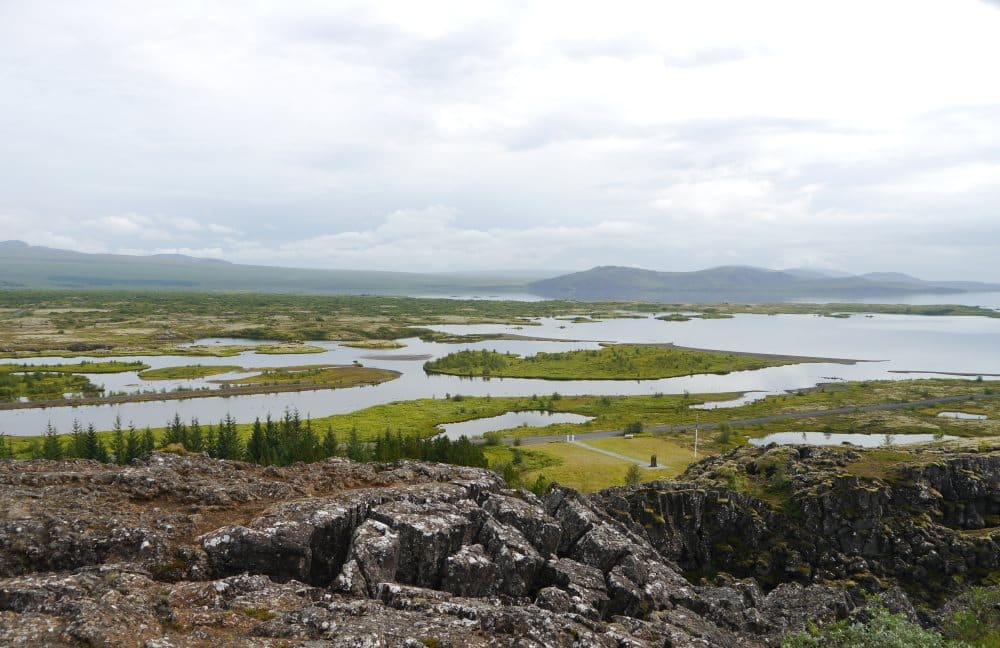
[{"left": 528, "top": 265, "right": 1000, "bottom": 302}]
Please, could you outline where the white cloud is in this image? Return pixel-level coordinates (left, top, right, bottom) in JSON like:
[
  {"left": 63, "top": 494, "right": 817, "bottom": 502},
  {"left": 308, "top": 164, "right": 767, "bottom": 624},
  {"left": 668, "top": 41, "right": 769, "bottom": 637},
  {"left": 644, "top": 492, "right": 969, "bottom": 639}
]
[{"left": 0, "top": 1, "right": 999, "bottom": 279}]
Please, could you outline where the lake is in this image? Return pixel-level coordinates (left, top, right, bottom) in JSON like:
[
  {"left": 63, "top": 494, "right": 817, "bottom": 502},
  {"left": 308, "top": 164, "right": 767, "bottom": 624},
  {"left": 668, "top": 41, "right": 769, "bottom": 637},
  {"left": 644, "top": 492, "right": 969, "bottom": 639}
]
[
  {"left": 436, "top": 411, "right": 594, "bottom": 440},
  {"left": 2, "top": 310, "right": 998, "bottom": 435},
  {"left": 750, "top": 432, "right": 959, "bottom": 447}
]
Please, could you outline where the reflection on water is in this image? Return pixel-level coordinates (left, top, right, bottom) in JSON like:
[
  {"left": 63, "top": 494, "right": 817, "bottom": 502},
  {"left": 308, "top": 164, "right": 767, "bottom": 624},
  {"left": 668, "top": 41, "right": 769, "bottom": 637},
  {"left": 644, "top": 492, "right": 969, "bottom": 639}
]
[
  {"left": 2, "top": 310, "right": 999, "bottom": 435},
  {"left": 750, "top": 432, "right": 958, "bottom": 447},
  {"left": 937, "top": 411, "right": 988, "bottom": 420},
  {"left": 436, "top": 411, "right": 594, "bottom": 440}
]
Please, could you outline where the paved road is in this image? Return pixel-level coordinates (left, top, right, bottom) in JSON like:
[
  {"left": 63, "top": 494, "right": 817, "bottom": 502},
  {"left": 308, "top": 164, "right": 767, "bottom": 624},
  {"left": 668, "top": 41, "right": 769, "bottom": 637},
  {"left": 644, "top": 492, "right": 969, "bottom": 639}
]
[{"left": 508, "top": 392, "right": 999, "bottom": 447}]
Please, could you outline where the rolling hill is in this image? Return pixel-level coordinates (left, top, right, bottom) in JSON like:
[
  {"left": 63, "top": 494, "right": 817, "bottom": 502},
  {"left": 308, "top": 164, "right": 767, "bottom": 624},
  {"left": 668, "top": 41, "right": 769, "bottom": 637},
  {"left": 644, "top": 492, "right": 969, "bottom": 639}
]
[
  {"left": 527, "top": 265, "right": 1000, "bottom": 302},
  {"left": 0, "top": 241, "right": 542, "bottom": 295}
]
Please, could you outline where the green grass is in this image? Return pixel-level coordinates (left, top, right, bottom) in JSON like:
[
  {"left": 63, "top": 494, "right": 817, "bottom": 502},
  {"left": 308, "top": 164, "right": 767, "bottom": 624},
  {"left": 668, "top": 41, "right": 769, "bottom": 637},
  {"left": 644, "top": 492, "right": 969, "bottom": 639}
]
[
  {"left": 424, "top": 344, "right": 806, "bottom": 380},
  {"left": 340, "top": 340, "right": 406, "bottom": 349},
  {"left": 224, "top": 365, "right": 397, "bottom": 388},
  {"left": 6, "top": 379, "right": 997, "bottom": 495},
  {"left": 0, "top": 360, "right": 148, "bottom": 374},
  {"left": 0, "top": 372, "right": 102, "bottom": 403},
  {"left": 254, "top": 343, "right": 326, "bottom": 354},
  {"left": 510, "top": 442, "right": 676, "bottom": 492},
  {"left": 3, "top": 290, "right": 996, "bottom": 360},
  {"left": 138, "top": 365, "right": 242, "bottom": 380}
]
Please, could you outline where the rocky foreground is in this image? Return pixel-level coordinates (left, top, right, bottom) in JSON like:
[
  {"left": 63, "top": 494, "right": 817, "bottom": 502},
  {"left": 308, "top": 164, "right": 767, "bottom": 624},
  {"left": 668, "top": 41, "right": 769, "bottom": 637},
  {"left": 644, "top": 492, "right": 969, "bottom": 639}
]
[{"left": 1, "top": 445, "right": 999, "bottom": 646}]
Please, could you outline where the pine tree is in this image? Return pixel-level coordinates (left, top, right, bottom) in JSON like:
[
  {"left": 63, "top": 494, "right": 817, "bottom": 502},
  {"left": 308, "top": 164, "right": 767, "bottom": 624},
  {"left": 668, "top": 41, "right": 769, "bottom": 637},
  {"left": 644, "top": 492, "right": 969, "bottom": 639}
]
[
  {"left": 214, "top": 414, "right": 242, "bottom": 460},
  {"left": 163, "top": 413, "right": 188, "bottom": 449},
  {"left": 84, "top": 424, "right": 109, "bottom": 462},
  {"left": 321, "top": 425, "right": 339, "bottom": 458},
  {"left": 125, "top": 423, "right": 141, "bottom": 463},
  {"left": 42, "top": 422, "right": 63, "bottom": 460},
  {"left": 188, "top": 418, "right": 204, "bottom": 453},
  {"left": 346, "top": 426, "right": 366, "bottom": 462},
  {"left": 111, "top": 415, "right": 126, "bottom": 464},
  {"left": 69, "top": 419, "right": 87, "bottom": 459},
  {"left": 141, "top": 427, "right": 156, "bottom": 455},
  {"left": 247, "top": 418, "right": 266, "bottom": 464}
]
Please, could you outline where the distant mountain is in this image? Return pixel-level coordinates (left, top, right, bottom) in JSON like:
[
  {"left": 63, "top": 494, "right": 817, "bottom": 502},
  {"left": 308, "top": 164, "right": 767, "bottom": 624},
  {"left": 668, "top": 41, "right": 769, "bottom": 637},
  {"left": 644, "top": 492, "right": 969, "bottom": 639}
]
[
  {"left": 528, "top": 265, "right": 1000, "bottom": 302},
  {"left": 4, "top": 240, "right": 998, "bottom": 302},
  {"left": 781, "top": 267, "right": 853, "bottom": 279},
  {"left": 0, "top": 241, "right": 541, "bottom": 295}
]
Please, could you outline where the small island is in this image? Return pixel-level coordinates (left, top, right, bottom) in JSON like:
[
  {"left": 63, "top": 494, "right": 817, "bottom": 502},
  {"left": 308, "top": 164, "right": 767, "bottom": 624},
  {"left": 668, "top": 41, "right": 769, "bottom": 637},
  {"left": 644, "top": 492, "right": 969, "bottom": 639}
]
[{"left": 423, "top": 344, "right": 838, "bottom": 380}]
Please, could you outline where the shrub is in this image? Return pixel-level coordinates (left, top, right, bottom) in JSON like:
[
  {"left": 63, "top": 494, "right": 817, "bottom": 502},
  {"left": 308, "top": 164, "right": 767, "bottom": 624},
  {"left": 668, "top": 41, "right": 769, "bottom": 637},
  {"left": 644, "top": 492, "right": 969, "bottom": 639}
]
[{"left": 782, "top": 606, "right": 966, "bottom": 647}]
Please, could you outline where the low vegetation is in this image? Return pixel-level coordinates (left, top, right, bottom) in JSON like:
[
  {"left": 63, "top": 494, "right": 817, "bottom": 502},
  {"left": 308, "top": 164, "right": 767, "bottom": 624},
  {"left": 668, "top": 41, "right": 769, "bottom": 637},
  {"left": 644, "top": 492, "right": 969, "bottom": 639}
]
[
  {"left": 138, "top": 365, "right": 241, "bottom": 380},
  {"left": 3, "top": 378, "right": 996, "bottom": 491},
  {"left": 424, "top": 344, "right": 808, "bottom": 380},
  {"left": 0, "top": 371, "right": 102, "bottom": 402},
  {"left": 2, "top": 290, "right": 996, "bottom": 359},
  {"left": 223, "top": 365, "right": 395, "bottom": 388},
  {"left": 0, "top": 360, "right": 148, "bottom": 374}
]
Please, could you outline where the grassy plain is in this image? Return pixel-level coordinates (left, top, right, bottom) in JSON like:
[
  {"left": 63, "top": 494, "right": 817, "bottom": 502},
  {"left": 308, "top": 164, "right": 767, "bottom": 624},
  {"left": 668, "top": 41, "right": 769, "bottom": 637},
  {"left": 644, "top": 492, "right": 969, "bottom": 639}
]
[
  {"left": 224, "top": 365, "right": 391, "bottom": 388},
  {"left": 138, "top": 365, "right": 241, "bottom": 380},
  {"left": 0, "top": 360, "right": 148, "bottom": 373},
  {"left": 254, "top": 343, "right": 327, "bottom": 354},
  {"left": 6, "top": 378, "right": 995, "bottom": 491},
  {"left": 1, "top": 290, "right": 996, "bottom": 358},
  {"left": 424, "top": 344, "right": 822, "bottom": 380}
]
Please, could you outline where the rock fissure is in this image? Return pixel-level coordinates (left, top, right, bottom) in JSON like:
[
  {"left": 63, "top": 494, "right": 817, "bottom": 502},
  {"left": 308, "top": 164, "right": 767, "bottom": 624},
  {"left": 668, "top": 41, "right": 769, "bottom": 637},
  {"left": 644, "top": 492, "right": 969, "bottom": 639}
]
[{"left": 3, "top": 448, "right": 1000, "bottom": 646}]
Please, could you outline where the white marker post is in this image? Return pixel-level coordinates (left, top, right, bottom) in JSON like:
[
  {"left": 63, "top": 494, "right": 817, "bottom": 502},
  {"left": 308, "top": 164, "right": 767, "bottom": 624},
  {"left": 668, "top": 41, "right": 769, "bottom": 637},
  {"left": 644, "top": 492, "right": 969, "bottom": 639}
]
[{"left": 693, "top": 413, "right": 699, "bottom": 459}]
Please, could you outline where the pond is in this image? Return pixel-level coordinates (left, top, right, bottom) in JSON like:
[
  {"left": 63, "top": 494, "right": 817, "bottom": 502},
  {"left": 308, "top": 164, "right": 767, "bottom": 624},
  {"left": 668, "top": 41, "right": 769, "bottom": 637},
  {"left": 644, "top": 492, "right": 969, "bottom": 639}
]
[
  {"left": 2, "top": 310, "right": 999, "bottom": 435},
  {"left": 937, "top": 411, "right": 988, "bottom": 420},
  {"left": 749, "top": 432, "right": 959, "bottom": 447},
  {"left": 435, "top": 411, "right": 594, "bottom": 440}
]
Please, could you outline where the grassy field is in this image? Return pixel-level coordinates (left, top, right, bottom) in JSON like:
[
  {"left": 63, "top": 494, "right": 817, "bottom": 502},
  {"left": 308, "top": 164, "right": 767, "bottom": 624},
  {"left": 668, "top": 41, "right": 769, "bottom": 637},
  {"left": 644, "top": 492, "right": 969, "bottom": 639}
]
[
  {"left": 0, "top": 372, "right": 102, "bottom": 403},
  {"left": 424, "top": 344, "right": 815, "bottom": 380},
  {"left": 340, "top": 340, "right": 407, "bottom": 349},
  {"left": 254, "top": 343, "right": 327, "bottom": 354},
  {"left": 138, "top": 365, "right": 242, "bottom": 380},
  {"left": 6, "top": 378, "right": 994, "bottom": 492},
  {"left": 484, "top": 442, "right": 677, "bottom": 492},
  {"left": 0, "top": 360, "right": 149, "bottom": 374},
  {"left": 224, "top": 365, "right": 394, "bottom": 388},
  {"left": 1, "top": 290, "right": 996, "bottom": 358}
]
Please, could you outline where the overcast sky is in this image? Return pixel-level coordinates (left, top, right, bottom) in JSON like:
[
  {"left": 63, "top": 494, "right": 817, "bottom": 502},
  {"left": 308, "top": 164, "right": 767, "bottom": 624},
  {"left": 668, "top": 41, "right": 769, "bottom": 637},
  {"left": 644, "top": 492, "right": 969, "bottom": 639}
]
[{"left": 1, "top": 1, "right": 999, "bottom": 279}]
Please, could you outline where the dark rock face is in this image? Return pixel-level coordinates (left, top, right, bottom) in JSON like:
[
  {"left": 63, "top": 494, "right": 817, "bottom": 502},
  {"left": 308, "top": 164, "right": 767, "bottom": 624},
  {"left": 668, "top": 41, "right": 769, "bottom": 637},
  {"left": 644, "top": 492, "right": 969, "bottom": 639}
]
[
  {"left": 2, "top": 448, "right": 998, "bottom": 645},
  {"left": 593, "top": 445, "right": 1000, "bottom": 605}
]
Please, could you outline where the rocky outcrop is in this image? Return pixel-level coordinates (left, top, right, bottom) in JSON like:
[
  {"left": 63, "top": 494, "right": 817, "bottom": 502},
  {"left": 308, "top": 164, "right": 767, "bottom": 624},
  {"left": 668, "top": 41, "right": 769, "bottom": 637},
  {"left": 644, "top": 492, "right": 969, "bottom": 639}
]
[
  {"left": 2, "top": 447, "right": 998, "bottom": 645},
  {"left": 593, "top": 445, "right": 1000, "bottom": 606}
]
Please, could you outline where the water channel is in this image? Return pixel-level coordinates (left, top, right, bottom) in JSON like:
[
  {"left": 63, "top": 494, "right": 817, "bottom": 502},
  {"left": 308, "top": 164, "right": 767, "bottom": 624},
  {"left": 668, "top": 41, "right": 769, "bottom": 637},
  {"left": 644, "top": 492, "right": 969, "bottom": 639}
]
[{"left": 2, "top": 310, "right": 998, "bottom": 435}]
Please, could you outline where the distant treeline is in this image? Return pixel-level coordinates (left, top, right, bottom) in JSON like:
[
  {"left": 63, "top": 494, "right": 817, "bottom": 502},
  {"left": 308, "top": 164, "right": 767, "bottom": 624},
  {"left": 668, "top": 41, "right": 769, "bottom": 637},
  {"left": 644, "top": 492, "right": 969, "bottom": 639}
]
[{"left": 0, "top": 410, "right": 487, "bottom": 469}]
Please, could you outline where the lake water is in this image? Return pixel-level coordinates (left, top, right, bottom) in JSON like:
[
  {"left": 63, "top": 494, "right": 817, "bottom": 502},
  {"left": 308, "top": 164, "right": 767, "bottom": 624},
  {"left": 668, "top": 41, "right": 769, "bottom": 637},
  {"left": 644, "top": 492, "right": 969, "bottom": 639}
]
[
  {"left": 750, "top": 432, "right": 959, "bottom": 447},
  {"left": 436, "top": 411, "right": 594, "bottom": 440},
  {"left": 937, "top": 411, "right": 988, "bottom": 420},
  {"left": 2, "top": 310, "right": 999, "bottom": 435}
]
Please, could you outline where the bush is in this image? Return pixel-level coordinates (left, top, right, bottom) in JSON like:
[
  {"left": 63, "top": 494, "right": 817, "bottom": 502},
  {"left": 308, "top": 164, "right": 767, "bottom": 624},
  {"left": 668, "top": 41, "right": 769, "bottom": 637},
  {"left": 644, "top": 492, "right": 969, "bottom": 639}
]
[
  {"left": 625, "top": 464, "right": 642, "bottom": 486},
  {"left": 782, "top": 606, "right": 967, "bottom": 647},
  {"left": 942, "top": 586, "right": 1000, "bottom": 645}
]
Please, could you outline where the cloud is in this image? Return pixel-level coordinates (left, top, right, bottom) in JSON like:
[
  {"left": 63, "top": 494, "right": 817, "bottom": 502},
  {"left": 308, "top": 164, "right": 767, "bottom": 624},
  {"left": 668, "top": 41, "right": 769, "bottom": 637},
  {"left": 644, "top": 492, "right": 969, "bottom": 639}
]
[{"left": 1, "top": 1, "right": 999, "bottom": 280}]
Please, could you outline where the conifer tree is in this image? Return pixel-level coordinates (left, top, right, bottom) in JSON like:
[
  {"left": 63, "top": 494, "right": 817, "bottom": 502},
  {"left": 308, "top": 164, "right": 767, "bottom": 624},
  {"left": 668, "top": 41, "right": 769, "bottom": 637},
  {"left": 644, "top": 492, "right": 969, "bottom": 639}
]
[{"left": 42, "top": 422, "right": 63, "bottom": 460}]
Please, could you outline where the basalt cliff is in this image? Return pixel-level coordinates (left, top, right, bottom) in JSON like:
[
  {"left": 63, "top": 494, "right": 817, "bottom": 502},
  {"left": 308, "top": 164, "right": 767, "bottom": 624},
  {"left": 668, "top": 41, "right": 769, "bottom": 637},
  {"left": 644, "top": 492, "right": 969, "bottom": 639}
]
[{"left": 2, "top": 445, "right": 999, "bottom": 646}]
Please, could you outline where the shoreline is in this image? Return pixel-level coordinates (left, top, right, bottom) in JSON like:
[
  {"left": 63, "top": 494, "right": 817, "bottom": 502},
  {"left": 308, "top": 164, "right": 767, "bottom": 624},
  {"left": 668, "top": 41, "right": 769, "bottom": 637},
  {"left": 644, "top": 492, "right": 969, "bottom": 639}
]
[{"left": 0, "top": 369, "right": 400, "bottom": 412}]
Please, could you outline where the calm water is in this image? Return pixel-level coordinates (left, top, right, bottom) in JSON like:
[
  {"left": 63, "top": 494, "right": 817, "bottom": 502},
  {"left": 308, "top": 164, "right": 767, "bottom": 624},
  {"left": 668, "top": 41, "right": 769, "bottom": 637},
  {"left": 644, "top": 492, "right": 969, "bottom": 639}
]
[
  {"left": 750, "top": 432, "right": 959, "bottom": 447},
  {"left": 937, "top": 411, "right": 988, "bottom": 420},
  {"left": 436, "top": 411, "right": 594, "bottom": 440},
  {"left": 2, "top": 310, "right": 999, "bottom": 435}
]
